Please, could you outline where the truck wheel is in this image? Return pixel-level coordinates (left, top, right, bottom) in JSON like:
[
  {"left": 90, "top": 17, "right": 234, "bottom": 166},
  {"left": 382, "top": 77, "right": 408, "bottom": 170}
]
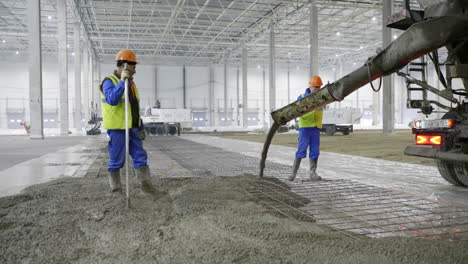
[
  {"left": 342, "top": 129, "right": 350, "bottom": 136},
  {"left": 325, "top": 126, "right": 335, "bottom": 136},
  {"left": 437, "top": 160, "right": 464, "bottom": 186},
  {"left": 452, "top": 163, "right": 468, "bottom": 187},
  {"left": 149, "top": 127, "right": 157, "bottom": 135},
  {"left": 156, "top": 127, "right": 165, "bottom": 136},
  {"left": 168, "top": 126, "right": 177, "bottom": 135}
]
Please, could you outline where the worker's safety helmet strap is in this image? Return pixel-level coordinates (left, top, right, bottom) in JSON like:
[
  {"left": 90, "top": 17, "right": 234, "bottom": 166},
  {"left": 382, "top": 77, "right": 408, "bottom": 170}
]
[
  {"left": 309, "top": 75, "right": 323, "bottom": 87},
  {"left": 115, "top": 49, "right": 137, "bottom": 64}
]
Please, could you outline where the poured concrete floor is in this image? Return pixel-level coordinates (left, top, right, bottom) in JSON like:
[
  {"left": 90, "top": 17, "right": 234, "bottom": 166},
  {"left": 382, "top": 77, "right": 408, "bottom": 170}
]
[
  {"left": 164, "top": 135, "right": 468, "bottom": 241},
  {"left": 1, "top": 134, "right": 468, "bottom": 263},
  {"left": 183, "top": 134, "right": 468, "bottom": 206}
]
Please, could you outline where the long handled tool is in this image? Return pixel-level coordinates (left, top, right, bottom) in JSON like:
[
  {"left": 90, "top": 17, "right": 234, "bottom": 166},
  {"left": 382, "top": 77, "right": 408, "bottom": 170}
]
[{"left": 124, "top": 63, "right": 130, "bottom": 208}]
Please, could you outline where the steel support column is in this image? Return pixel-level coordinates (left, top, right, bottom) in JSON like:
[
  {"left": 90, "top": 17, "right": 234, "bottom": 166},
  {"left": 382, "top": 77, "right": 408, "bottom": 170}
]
[
  {"left": 87, "top": 51, "right": 92, "bottom": 113},
  {"left": 269, "top": 22, "right": 276, "bottom": 126},
  {"left": 242, "top": 46, "right": 248, "bottom": 127},
  {"left": 57, "top": 0, "right": 69, "bottom": 136},
  {"left": 309, "top": 0, "right": 319, "bottom": 77},
  {"left": 155, "top": 65, "right": 158, "bottom": 105},
  {"left": 356, "top": 89, "right": 360, "bottom": 109},
  {"left": 27, "top": 0, "right": 43, "bottom": 139},
  {"left": 93, "top": 55, "right": 101, "bottom": 112},
  {"left": 236, "top": 66, "right": 240, "bottom": 126},
  {"left": 287, "top": 63, "right": 290, "bottom": 104},
  {"left": 263, "top": 69, "right": 266, "bottom": 128},
  {"left": 90, "top": 54, "right": 94, "bottom": 112},
  {"left": 224, "top": 61, "right": 228, "bottom": 126},
  {"left": 372, "top": 89, "right": 380, "bottom": 125},
  {"left": 73, "top": 22, "right": 82, "bottom": 130},
  {"left": 400, "top": 76, "right": 406, "bottom": 123},
  {"left": 382, "top": 0, "right": 394, "bottom": 134},
  {"left": 182, "top": 65, "right": 186, "bottom": 109},
  {"left": 209, "top": 65, "right": 214, "bottom": 127},
  {"left": 91, "top": 54, "right": 97, "bottom": 112},
  {"left": 84, "top": 45, "right": 90, "bottom": 120},
  {"left": 338, "top": 59, "right": 343, "bottom": 109},
  {"left": 334, "top": 66, "right": 338, "bottom": 108}
]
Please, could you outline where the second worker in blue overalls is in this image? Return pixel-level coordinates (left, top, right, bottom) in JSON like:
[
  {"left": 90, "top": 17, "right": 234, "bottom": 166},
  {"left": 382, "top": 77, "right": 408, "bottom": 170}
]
[{"left": 289, "top": 75, "right": 324, "bottom": 182}]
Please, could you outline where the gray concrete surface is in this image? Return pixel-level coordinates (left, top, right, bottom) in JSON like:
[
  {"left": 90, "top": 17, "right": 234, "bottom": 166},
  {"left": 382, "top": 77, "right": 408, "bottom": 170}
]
[
  {"left": 0, "top": 135, "right": 101, "bottom": 197},
  {"left": 182, "top": 134, "right": 468, "bottom": 206},
  {"left": 0, "top": 136, "right": 91, "bottom": 171}
]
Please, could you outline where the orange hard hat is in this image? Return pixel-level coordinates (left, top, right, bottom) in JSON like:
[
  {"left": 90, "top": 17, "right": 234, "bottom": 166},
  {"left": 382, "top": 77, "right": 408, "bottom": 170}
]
[
  {"left": 309, "top": 75, "right": 323, "bottom": 87},
  {"left": 115, "top": 49, "right": 137, "bottom": 63}
]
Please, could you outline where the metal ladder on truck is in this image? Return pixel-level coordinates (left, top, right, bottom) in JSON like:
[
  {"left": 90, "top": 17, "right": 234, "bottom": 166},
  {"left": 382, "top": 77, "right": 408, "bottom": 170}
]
[{"left": 406, "top": 56, "right": 432, "bottom": 115}]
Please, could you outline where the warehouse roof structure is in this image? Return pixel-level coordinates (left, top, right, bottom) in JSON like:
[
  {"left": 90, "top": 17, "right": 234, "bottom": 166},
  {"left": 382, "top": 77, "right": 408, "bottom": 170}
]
[{"left": 0, "top": 0, "right": 423, "bottom": 67}]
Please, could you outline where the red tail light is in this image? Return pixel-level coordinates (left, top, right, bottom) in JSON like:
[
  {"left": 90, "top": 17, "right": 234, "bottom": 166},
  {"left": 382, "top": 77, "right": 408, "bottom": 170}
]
[{"left": 416, "top": 134, "right": 442, "bottom": 145}]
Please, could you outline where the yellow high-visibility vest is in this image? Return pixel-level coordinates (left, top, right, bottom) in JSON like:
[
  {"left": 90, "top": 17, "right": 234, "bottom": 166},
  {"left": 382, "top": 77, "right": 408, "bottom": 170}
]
[
  {"left": 100, "top": 74, "right": 140, "bottom": 129},
  {"left": 298, "top": 93, "right": 323, "bottom": 128}
]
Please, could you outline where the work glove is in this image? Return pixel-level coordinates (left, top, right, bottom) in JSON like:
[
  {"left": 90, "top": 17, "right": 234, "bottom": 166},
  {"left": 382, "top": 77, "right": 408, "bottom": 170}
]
[
  {"left": 139, "top": 129, "right": 146, "bottom": 140},
  {"left": 121, "top": 69, "right": 131, "bottom": 81}
]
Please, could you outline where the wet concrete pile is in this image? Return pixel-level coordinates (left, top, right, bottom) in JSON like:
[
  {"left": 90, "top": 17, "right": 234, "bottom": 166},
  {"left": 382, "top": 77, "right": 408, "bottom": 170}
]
[{"left": 1, "top": 172, "right": 468, "bottom": 263}]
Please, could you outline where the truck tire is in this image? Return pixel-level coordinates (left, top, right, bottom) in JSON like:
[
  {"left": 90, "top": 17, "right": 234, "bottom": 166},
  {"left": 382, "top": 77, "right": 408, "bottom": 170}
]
[
  {"left": 342, "top": 128, "right": 350, "bottom": 135},
  {"left": 452, "top": 163, "right": 468, "bottom": 187},
  {"left": 168, "top": 126, "right": 177, "bottom": 135},
  {"left": 437, "top": 160, "right": 464, "bottom": 186},
  {"left": 437, "top": 111, "right": 465, "bottom": 186},
  {"left": 156, "top": 127, "right": 165, "bottom": 136},
  {"left": 325, "top": 126, "right": 335, "bottom": 136},
  {"left": 149, "top": 127, "right": 157, "bottom": 135}
]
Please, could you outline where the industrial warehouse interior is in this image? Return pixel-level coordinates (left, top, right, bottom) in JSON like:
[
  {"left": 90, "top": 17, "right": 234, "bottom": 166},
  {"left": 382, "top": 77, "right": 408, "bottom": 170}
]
[{"left": 1, "top": 0, "right": 468, "bottom": 263}]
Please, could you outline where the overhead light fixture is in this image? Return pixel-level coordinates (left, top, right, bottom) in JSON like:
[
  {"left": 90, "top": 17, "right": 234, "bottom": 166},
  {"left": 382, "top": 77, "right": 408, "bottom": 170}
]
[
  {"left": 67, "top": 44, "right": 70, "bottom": 48},
  {"left": 307, "top": 44, "right": 311, "bottom": 48},
  {"left": 336, "top": 32, "right": 341, "bottom": 36},
  {"left": 296, "top": 66, "right": 300, "bottom": 70},
  {"left": 359, "top": 46, "right": 363, "bottom": 49},
  {"left": 15, "top": 51, "right": 19, "bottom": 55},
  {"left": 257, "top": 65, "right": 261, "bottom": 69},
  {"left": 333, "top": 67, "right": 336, "bottom": 71},
  {"left": 335, "top": 54, "right": 338, "bottom": 57},
  {"left": 2, "top": 40, "right": 5, "bottom": 43},
  {"left": 72, "top": 52, "right": 75, "bottom": 56},
  {"left": 372, "top": 17, "right": 376, "bottom": 21},
  {"left": 48, "top": 15, "right": 52, "bottom": 20},
  {"left": 353, "top": 62, "right": 356, "bottom": 66},
  {"left": 393, "top": 35, "right": 398, "bottom": 39}
]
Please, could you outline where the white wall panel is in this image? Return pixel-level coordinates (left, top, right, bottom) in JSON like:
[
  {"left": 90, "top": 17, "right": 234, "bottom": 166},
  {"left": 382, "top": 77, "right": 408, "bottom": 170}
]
[
  {"left": 0, "top": 61, "right": 433, "bottom": 127},
  {"left": 157, "top": 66, "right": 183, "bottom": 108},
  {"left": 186, "top": 66, "right": 209, "bottom": 109}
]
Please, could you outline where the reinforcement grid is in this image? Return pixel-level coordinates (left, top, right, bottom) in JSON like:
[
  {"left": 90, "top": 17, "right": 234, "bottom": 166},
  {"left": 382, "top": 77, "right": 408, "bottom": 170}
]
[{"left": 149, "top": 136, "right": 468, "bottom": 242}]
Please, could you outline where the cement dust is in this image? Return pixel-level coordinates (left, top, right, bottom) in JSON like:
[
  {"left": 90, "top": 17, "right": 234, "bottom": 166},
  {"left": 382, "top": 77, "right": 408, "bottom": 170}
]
[{"left": 1, "top": 175, "right": 467, "bottom": 263}]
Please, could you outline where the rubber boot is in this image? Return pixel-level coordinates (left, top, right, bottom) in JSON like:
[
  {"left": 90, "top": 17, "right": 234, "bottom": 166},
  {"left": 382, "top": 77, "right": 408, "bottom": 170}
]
[
  {"left": 108, "top": 170, "right": 122, "bottom": 192},
  {"left": 135, "top": 166, "right": 155, "bottom": 193},
  {"left": 288, "top": 158, "right": 302, "bottom": 181},
  {"left": 309, "top": 158, "right": 322, "bottom": 181}
]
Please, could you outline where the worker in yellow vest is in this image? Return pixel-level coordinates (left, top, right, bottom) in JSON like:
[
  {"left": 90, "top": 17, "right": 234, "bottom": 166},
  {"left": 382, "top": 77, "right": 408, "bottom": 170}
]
[
  {"left": 289, "top": 75, "right": 324, "bottom": 181},
  {"left": 100, "top": 49, "right": 154, "bottom": 193}
]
